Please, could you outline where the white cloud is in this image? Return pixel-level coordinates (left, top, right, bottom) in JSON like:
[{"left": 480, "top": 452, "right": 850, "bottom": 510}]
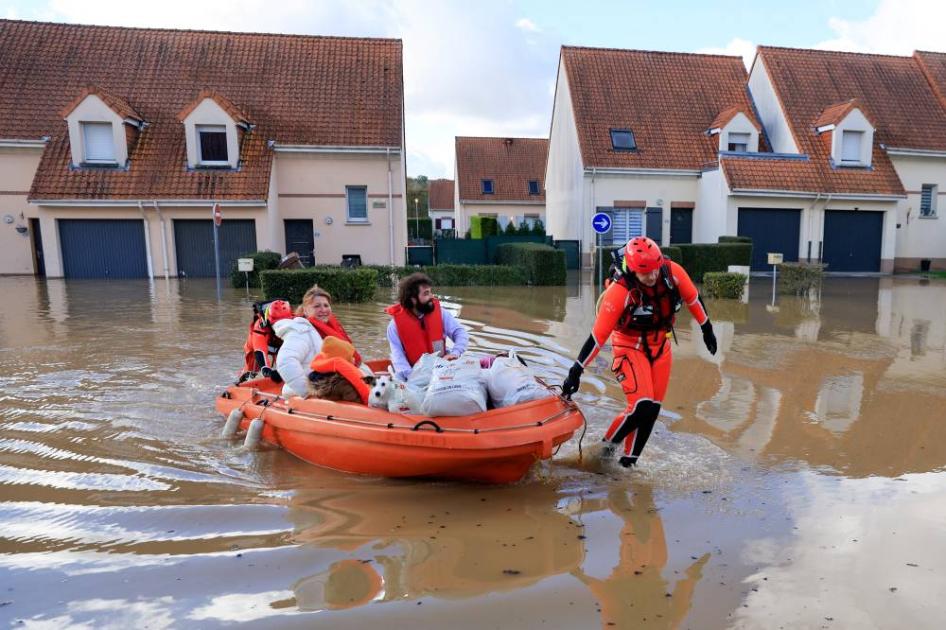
[
  {"left": 515, "top": 17, "right": 541, "bottom": 33},
  {"left": 694, "top": 37, "right": 757, "bottom": 69},
  {"left": 816, "top": 0, "right": 946, "bottom": 54}
]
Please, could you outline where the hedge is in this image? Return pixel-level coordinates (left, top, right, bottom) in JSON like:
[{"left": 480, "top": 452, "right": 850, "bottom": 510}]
[
  {"left": 421, "top": 264, "right": 527, "bottom": 286},
  {"left": 495, "top": 243, "right": 567, "bottom": 285},
  {"left": 407, "top": 217, "right": 433, "bottom": 241},
  {"left": 261, "top": 267, "right": 378, "bottom": 303},
  {"left": 469, "top": 215, "right": 499, "bottom": 239},
  {"left": 778, "top": 262, "right": 825, "bottom": 295},
  {"left": 675, "top": 243, "right": 752, "bottom": 281},
  {"left": 229, "top": 250, "right": 282, "bottom": 288},
  {"left": 702, "top": 272, "right": 748, "bottom": 299},
  {"left": 718, "top": 235, "right": 752, "bottom": 244}
]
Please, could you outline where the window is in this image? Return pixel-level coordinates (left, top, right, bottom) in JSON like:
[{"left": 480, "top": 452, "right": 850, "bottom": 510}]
[
  {"left": 921, "top": 184, "right": 938, "bottom": 217},
  {"left": 528, "top": 180, "right": 540, "bottom": 195},
  {"left": 197, "top": 125, "right": 228, "bottom": 163},
  {"left": 81, "top": 122, "right": 115, "bottom": 163},
  {"left": 727, "top": 132, "right": 750, "bottom": 153},
  {"left": 346, "top": 186, "right": 368, "bottom": 222},
  {"left": 840, "top": 130, "right": 863, "bottom": 164},
  {"left": 481, "top": 179, "right": 494, "bottom": 194},
  {"left": 610, "top": 129, "right": 636, "bottom": 151}
]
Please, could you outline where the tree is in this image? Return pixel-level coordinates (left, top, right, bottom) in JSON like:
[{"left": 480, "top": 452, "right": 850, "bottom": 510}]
[
  {"left": 531, "top": 219, "right": 546, "bottom": 235},
  {"left": 504, "top": 220, "right": 518, "bottom": 235}
]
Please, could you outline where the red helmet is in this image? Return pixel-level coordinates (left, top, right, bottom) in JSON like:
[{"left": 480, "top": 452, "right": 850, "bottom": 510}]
[
  {"left": 624, "top": 236, "right": 663, "bottom": 273},
  {"left": 265, "top": 300, "right": 293, "bottom": 324}
]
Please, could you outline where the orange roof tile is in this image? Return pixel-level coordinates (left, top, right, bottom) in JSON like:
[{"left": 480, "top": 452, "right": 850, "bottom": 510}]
[
  {"left": 0, "top": 19, "right": 403, "bottom": 201},
  {"left": 813, "top": 98, "right": 872, "bottom": 129},
  {"left": 59, "top": 85, "right": 143, "bottom": 121},
  {"left": 914, "top": 51, "right": 946, "bottom": 116},
  {"left": 177, "top": 90, "right": 252, "bottom": 126},
  {"left": 428, "top": 179, "right": 454, "bottom": 211},
  {"left": 455, "top": 137, "right": 547, "bottom": 202},
  {"left": 709, "top": 106, "right": 761, "bottom": 131},
  {"left": 561, "top": 46, "right": 763, "bottom": 170}
]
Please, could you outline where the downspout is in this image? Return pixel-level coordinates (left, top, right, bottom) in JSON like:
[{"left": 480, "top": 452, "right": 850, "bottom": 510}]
[
  {"left": 137, "top": 201, "right": 155, "bottom": 279},
  {"left": 819, "top": 194, "right": 832, "bottom": 262},
  {"left": 387, "top": 147, "right": 395, "bottom": 265},
  {"left": 152, "top": 201, "right": 171, "bottom": 280},
  {"left": 806, "top": 192, "right": 822, "bottom": 262},
  {"left": 588, "top": 166, "right": 596, "bottom": 270}
]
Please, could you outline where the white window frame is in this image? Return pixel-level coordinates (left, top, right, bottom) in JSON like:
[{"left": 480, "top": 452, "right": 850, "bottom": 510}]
[
  {"left": 840, "top": 130, "right": 864, "bottom": 164},
  {"left": 346, "top": 185, "right": 369, "bottom": 223},
  {"left": 196, "top": 124, "right": 229, "bottom": 165},
  {"left": 920, "top": 184, "right": 938, "bottom": 218},
  {"left": 81, "top": 121, "right": 116, "bottom": 163},
  {"left": 727, "top": 132, "right": 750, "bottom": 153}
]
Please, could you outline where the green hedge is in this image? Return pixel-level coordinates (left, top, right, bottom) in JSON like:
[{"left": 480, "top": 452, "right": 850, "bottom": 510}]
[
  {"left": 495, "top": 242, "right": 566, "bottom": 285},
  {"left": 675, "top": 243, "right": 752, "bottom": 281},
  {"left": 703, "top": 272, "right": 748, "bottom": 299},
  {"left": 778, "top": 262, "right": 825, "bottom": 295},
  {"left": 407, "top": 217, "right": 433, "bottom": 241},
  {"left": 718, "top": 235, "right": 752, "bottom": 244},
  {"left": 261, "top": 268, "right": 378, "bottom": 303},
  {"left": 229, "top": 251, "right": 282, "bottom": 288},
  {"left": 470, "top": 215, "right": 499, "bottom": 239},
  {"left": 663, "top": 245, "right": 682, "bottom": 262},
  {"left": 422, "top": 264, "right": 526, "bottom": 286}
]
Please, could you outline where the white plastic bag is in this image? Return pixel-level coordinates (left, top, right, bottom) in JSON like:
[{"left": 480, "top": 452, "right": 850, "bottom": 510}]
[
  {"left": 486, "top": 350, "right": 551, "bottom": 408},
  {"left": 420, "top": 355, "right": 488, "bottom": 417},
  {"left": 406, "top": 352, "right": 437, "bottom": 398}
]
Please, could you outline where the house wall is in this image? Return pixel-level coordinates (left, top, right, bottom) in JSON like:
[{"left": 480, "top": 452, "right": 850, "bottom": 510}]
[
  {"left": 0, "top": 147, "right": 44, "bottom": 275},
  {"left": 274, "top": 151, "right": 406, "bottom": 266},
  {"left": 748, "top": 56, "right": 800, "bottom": 154},
  {"left": 545, "top": 60, "right": 586, "bottom": 246},
  {"left": 695, "top": 167, "right": 729, "bottom": 243},
  {"left": 889, "top": 155, "right": 946, "bottom": 271}
]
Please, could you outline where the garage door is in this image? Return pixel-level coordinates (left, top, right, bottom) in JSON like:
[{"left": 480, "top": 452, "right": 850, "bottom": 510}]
[
  {"left": 738, "top": 208, "right": 801, "bottom": 270},
  {"left": 822, "top": 210, "right": 883, "bottom": 272},
  {"left": 174, "top": 219, "right": 257, "bottom": 277},
  {"left": 59, "top": 219, "right": 148, "bottom": 279}
]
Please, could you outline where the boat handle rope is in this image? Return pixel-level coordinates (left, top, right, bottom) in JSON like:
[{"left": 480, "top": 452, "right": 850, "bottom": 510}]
[{"left": 411, "top": 420, "right": 444, "bottom": 433}]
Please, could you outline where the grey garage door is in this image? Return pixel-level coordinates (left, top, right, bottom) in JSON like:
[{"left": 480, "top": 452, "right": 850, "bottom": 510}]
[
  {"left": 822, "top": 210, "right": 883, "bottom": 272},
  {"left": 59, "top": 219, "right": 148, "bottom": 279},
  {"left": 174, "top": 219, "right": 257, "bottom": 277},
  {"left": 738, "top": 208, "right": 801, "bottom": 270}
]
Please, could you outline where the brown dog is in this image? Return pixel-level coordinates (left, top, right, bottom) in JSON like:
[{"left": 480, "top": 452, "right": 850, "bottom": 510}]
[{"left": 308, "top": 373, "right": 376, "bottom": 403}]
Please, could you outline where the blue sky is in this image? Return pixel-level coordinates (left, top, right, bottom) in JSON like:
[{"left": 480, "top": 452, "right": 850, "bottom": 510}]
[{"left": 2, "top": 0, "right": 935, "bottom": 178}]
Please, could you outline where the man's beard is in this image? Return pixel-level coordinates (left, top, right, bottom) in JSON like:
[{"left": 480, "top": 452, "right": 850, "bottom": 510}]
[{"left": 416, "top": 300, "right": 435, "bottom": 315}]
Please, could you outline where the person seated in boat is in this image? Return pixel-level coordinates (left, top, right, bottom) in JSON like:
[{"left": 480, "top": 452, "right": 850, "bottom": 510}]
[
  {"left": 273, "top": 309, "right": 325, "bottom": 399},
  {"left": 307, "top": 336, "right": 373, "bottom": 404},
  {"left": 385, "top": 272, "right": 469, "bottom": 381},
  {"left": 297, "top": 285, "right": 362, "bottom": 366},
  {"left": 238, "top": 299, "right": 293, "bottom": 383}
]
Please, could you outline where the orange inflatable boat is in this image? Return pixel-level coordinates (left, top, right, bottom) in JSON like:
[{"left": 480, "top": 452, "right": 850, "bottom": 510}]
[{"left": 215, "top": 360, "right": 585, "bottom": 484}]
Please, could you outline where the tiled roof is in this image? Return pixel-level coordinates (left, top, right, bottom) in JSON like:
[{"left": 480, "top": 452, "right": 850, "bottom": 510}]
[
  {"left": 0, "top": 19, "right": 403, "bottom": 201},
  {"left": 60, "top": 85, "right": 143, "bottom": 121},
  {"left": 709, "top": 106, "right": 761, "bottom": 131},
  {"left": 455, "top": 137, "right": 547, "bottom": 202},
  {"left": 813, "top": 98, "right": 872, "bottom": 128},
  {"left": 428, "top": 178, "right": 454, "bottom": 211},
  {"left": 914, "top": 51, "right": 946, "bottom": 115},
  {"left": 177, "top": 90, "right": 252, "bottom": 126},
  {"left": 561, "top": 46, "right": 763, "bottom": 170},
  {"left": 728, "top": 46, "right": 946, "bottom": 196}
]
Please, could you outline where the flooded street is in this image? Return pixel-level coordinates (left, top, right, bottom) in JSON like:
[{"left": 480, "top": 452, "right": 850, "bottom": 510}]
[{"left": 1, "top": 275, "right": 945, "bottom": 629}]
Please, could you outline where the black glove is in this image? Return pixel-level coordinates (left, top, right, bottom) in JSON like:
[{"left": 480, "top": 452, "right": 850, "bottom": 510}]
[
  {"left": 561, "top": 362, "right": 584, "bottom": 399},
  {"left": 701, "top": 320, "right": 718, "bottom": 355},
  {"left": 261, "top": 366, "right": 283, "bottom": 383}
]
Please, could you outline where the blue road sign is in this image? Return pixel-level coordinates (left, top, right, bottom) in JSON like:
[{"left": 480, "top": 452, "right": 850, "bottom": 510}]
[{"left": 591, "top": 212, "right": 612, "bottom": 234}]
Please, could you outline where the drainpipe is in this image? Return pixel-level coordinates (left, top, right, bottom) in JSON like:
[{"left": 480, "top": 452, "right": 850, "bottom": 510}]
[
  {"left": 137, "top": 201, "right": 155, "bottom": 279},
  {"left": 806, "top": 192, "right": 822, "bottom": 262},
  {"left": 588, "top": 167, "right": 596, "bottom": 270},
  {"left": 387, "top": 147, "right": 395, "bottom": 265},
  {"left": 152, "top": 201, "right": 171, "bottom": 280}
]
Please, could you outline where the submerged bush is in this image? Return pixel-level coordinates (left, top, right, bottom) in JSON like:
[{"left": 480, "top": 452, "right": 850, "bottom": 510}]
[
  {"left": 702, "top": 272, "right": 748, "bottom": 299},
  {"left": 229, "top": 250, "right": 282, "bottom": 288},
  {"left": 778, "top": 262, "right": 826, "bottom": 295}
]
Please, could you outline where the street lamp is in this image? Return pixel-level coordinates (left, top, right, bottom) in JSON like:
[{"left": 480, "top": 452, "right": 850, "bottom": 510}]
[{"left": 414, "top": 197, "right": 419, "bottom": 240}]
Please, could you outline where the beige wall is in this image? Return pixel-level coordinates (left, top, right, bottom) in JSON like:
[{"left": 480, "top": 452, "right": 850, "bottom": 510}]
[
  {"left": 0, "top": 147, "right": 43, "bottom": 275},
  {"left": 456, "top": 201, "right": 545, "bottom": 234}
]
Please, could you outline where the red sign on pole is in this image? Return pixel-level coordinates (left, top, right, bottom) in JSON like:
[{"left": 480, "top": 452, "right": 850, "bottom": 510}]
[{"left": 212, "top": 203, "right": 222, "bottom": 227}]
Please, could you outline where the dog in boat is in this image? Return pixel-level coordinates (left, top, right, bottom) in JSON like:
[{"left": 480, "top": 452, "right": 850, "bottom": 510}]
[{"left": 308, "top": 372, "right": 376, "bottom": 403}]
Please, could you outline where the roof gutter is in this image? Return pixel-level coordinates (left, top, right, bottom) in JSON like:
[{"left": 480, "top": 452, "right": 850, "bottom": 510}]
[
  {"left": 0, "top": 138, "right": 48, "bottom": 149},
  {"left": 271, "top": 144, "right": 402, "bottom": 155},
  {"left": 458, "top": 199, "right": 545, "bottom": 206},
  {"left": 584, "top": 167, "right": 700, "bottom": 177},
  {"left": 883, "top": 146, "right": 946, "bottom": 158},
  {"left": 730, "top": 188, "right": 904, "bottom": 201},
  {"left": 29, "top": 199, "right": 267, "bottom": 207}
]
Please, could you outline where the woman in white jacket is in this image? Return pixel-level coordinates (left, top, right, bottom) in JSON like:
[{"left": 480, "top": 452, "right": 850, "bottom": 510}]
[{"left": 273, "top": 316, "right": 324, "bottom": 398}]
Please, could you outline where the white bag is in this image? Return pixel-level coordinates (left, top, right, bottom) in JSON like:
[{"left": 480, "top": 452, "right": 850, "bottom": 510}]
[
  {"left": 406, "top": 352, "right": 437, "bottom": 397},
  {"left": 420, "top": 355, "right": 488, "bottom": 417},
  {"left": 487, "top": 351, "right": 551, "bottom": 408}
]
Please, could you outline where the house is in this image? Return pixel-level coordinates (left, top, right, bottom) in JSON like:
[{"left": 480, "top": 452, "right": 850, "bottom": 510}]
[
  {"left": 454, "top": 136, "right": 547, "bottom": 235},
  {"left": 545, "top": 46, "right": 764, "bottom": 267},
  {"left": 427, "top": 178, "right": 455, "bottom": 236},
  {"left": 0, "top": 19, "right": 407, "bottom": 278}
]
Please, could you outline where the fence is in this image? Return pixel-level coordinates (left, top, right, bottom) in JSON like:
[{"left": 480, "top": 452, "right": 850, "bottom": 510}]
[{"left": 435, "top": 235, "right": 550, "bottom": 265}]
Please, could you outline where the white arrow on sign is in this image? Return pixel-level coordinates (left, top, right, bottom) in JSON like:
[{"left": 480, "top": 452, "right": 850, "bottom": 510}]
[{"left": 594, "top": 217, "right": 609, "bottom": 229}]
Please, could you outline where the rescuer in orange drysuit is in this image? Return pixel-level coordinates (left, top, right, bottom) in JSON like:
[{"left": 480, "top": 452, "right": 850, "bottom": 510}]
[
  {"left": 238, "top": 299, "right": 294, "bottom": 382},
  {"left": 561, "top": 236, "right": 718, "bottom": 467}
]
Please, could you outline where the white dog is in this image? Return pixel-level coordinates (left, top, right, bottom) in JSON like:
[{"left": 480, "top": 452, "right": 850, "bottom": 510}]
[{"left": 369, "top": 371, "right": 423, "bottom": 415}]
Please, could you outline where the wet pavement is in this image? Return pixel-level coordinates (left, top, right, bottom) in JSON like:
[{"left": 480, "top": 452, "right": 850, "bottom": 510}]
[{"left": 1, "top": 274, "right": 944, "bottom": 628}]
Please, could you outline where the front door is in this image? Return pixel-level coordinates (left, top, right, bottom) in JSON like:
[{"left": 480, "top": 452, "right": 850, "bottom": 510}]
[
  {"left": 670, "top": 208, "right": 693, "bottom": 244},
  {"left": 646, "top": 207, "right": 662, "bottom": 244},
  {"left": 284, "top": 219, "right": 315, "bottom": 266}
]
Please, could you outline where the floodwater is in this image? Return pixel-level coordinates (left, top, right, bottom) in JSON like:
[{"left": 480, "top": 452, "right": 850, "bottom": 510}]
[{"left": 1, "top": 274, "right": 945, "bottom": 629}]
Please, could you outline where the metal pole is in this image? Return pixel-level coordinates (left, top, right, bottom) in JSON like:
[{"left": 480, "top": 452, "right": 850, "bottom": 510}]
[
  {"left": 595, "top": 232, "right": 601, "bottom": 298},
  {"left": 771, "top": 263, "right": 777, "bottom": 306},
  {"left": 213, "top": 207, "right": 222, "bottom": 300}
]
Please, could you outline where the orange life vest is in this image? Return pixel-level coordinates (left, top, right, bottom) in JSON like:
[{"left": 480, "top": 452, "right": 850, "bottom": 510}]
[
  {"left": 385, "top": 299, "right": 445, "bottom": 366},
  {"left": 308, "top": 315, "right": 362, "bottom": 365},
  {"left": 309, "top": 355, "right": 370, "bottom": 404},
  {"left": 613, "top": 262, "right": 682, "bottom": 336}
]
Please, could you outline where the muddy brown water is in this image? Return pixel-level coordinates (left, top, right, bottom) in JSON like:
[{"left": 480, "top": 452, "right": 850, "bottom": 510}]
[{"left": 1, "top": 275, "right": 944, "bottom": 629}]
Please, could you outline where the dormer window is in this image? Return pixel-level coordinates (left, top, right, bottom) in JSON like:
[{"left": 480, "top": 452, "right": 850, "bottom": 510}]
[
  {"left": 81, "top": 122, "right": 116, "bottom": 163},
  {"left": 727, "top": 132, "right": 750, "bottom": 153},
  {"left": 482, "top": 179, "right": 494, "bottom": 194},
  {"left": 528, "top": 180, "right": 540, "bottom": 195},
  {"left": 197, "top": 125, "right": 229, "bottom": 164},
  {"left": 815, "top": 99, "right": 874, "bottom": 168},
  {"left": 841, "top": 130, "right": 863, "bottom": 163},
  {"left": 610, "top": 129, "right": 636, "bottom": 151}
]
